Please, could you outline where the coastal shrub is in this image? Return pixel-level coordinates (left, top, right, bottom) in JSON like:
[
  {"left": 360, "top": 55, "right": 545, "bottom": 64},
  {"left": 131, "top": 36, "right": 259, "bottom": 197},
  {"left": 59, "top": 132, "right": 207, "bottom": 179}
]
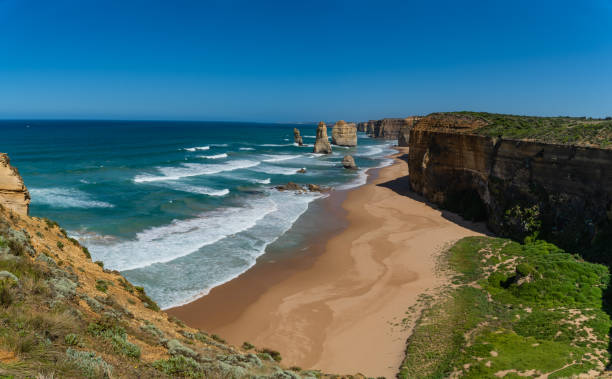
[
  {"left": 56, "top": 241, "right": 64, "bottom": 250},
  {"left": 211, "top": 333, "right": 225, "bottom": 343},
  {"left": 87, "top": 320, "right": 141, "bottom": 359},
  {"left": 153, "top": 355, "right": 203, "bottom": 377},
  {"left": 134, "top": 286, "right": 160, "bottom": 311},
  {"left": 241, "top": 341, "right": 254, "bottom": 350},
  {"left": 258, "top": 348, "right": 281, "bottom": 362},
  {"left": 64, "top": 333, "right": 81, "bottom": 346},
  {"left": 43, "top": 218, "right": 58, "bottom": 230},
  {"left": 140, "top": 322, "right": 165, "bottom": 341},
  {"left": 94, "top": 261, "right": 104, "bottom": 268},
  {"left": 167, "top": 339, "right": 198, "bottom": 359},
  {"left": 81, "top": 246, "right": 91, "bottom": 259},
  {"left": 65, "top": 348, "right": 113, "bottom": 378},
  {"left": 95, "top": 279, "right": 109, "bottom": 293}
]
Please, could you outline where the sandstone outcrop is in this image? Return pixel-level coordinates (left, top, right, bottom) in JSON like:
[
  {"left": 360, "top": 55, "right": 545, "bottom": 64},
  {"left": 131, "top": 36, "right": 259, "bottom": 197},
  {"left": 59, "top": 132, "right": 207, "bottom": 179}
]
[
  {"left": 293, "top": 128, "right": 303, "bottom": 146},
  {"left": 0, "top": 153, "right": 30, "bottom": 216},
  {"left": 397, "top": 116, "right": 422, "bottom": 146},
  {"left": 313, "top": 122, "right": 332, "bottom": 154},
  {"left": 407, "top": 113, "right": 612, "bottom": 260},
  {"left": 275, "top": 182, "right": 329, "bottom": 193},
  {"left": 342, "top": 155, "right": 357, "bottom": 169},
  {"left": 331, "top": 120, "right": 357, "bottom": 146}
]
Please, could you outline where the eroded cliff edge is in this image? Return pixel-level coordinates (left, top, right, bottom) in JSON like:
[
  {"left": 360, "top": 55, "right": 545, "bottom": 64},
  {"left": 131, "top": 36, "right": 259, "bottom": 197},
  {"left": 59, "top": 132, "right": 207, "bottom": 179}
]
[
  {"left": 408, "top": 112, "right": 612, "bottom": 262},
  {"left": 0, "top": 153, "right": 30, "bottom": 216}
]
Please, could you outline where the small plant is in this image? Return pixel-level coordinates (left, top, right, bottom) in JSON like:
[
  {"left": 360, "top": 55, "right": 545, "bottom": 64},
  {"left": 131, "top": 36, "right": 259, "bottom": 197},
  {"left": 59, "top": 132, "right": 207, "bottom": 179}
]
[
  {"left": 57, "top": 241, "right": 64, "bottom": 250},
  {"left": 211, "top": 334, "right": 226, "bottom": 343},
  {"left": 242, "top": 341, "right": 255, "bottom": 350},
  {"left": 258, "top": 348, "right": 281, "bottom": 362},
  {"left": 134, "top": 286, "right": 160, "bottom": 311},
  {"left": 153, "top": 355, "right": 201, "bottom": 377},
  {"left": 95, "top": 279, "right": 109, "bottom": 293},
  {"left": 65, "top": 348, "right": 113, "bottom": 377},
  {"left": 94, "top": 261, "right": 104, "bottom": 268},
  {"left": 65, "top": 333, "right": 80, "bottom": 346}
]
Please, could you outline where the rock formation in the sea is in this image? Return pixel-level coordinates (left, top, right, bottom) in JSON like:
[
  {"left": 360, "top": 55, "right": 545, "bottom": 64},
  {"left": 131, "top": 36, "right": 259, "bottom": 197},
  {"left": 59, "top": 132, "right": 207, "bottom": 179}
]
[
  {"left": 0, "top": 153, "right": 30, "bottom": 216},
  {"left": 397, "top": 116, "right": 422, "bottom": 146},
  {"left": 331, "top": 120, "right": 357, "bottom": 146},
  {"left": 296, "top": 168, "right": 307, "bottom": 174},
  {"left": 407, "top": 112, "right": 612, "bottom": 259},
  {"left": 313, "top": 121, "right": 332, "bottom": 154},
  {"left": 342, "top": 155, "right": 357, "bottom": 169},
  {"left": 293, "top": 128, "right": 303, "bottom": 146},
  {"left": 275, "top": 182, "right": 329, "bottom": 192}
]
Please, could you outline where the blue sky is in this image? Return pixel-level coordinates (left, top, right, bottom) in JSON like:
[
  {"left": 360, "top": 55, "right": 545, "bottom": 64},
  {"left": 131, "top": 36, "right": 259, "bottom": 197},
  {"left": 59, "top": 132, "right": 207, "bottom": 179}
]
[{"left": 0, "top": 0, "right": 610, "bottom": 121}]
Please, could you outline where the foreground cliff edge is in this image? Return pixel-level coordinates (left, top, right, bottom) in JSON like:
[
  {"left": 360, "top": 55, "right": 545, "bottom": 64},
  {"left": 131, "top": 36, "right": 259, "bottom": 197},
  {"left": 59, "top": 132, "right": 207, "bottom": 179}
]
[{"left": 0, "top": 155, "right": 352, "bottom": 379}]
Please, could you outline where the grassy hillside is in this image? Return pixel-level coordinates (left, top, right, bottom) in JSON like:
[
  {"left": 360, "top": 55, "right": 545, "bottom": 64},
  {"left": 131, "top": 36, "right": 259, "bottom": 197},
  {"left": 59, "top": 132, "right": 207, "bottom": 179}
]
[
  {"left": 0, "top": 204, "right": 335, "bottom": 378},
  {"left": 399, "top": 236, "right": 611, "bottom": 378},
  {"left": 452, "top": 111, "right": 612, "bottom": 148}
]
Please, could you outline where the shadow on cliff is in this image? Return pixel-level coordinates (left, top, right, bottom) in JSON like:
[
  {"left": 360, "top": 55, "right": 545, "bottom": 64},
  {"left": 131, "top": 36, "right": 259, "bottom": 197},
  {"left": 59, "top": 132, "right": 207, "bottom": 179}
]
[{"left": 377, "top": 156, "right": 492, "bottom": 236}]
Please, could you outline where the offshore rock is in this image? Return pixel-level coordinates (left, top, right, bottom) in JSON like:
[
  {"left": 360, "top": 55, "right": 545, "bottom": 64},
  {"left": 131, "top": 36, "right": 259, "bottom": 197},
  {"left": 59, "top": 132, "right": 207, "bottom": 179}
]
[
  {"left": 313, "top": 122, "right": 332, "bottom": 154},
  {"left": 342, "top": 155, "right": 357, "bottom": 169},
  {"left": 293, "top": 128, "right": 303, "bottom": 146},
  {"left": 275, "top": 182, "right": 329, "bottom": 193},
  {"left": 331, "top": 120, "right": 357, "bottom": 146},
  {"left": 0, "top": 153, "right": 30, "bottom": 216}
]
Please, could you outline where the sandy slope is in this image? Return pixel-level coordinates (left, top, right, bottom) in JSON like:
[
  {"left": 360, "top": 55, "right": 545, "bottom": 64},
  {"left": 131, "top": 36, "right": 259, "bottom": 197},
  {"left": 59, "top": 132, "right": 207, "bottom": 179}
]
[{"left": 169, "top": 148, "right": 485, "bottom": 377}]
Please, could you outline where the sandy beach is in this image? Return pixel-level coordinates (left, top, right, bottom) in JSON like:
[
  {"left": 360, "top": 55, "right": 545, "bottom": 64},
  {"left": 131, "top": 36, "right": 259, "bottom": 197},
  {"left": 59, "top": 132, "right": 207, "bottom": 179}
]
[{"left": 169, "top": 147, "right": 486, "bottom": 377}]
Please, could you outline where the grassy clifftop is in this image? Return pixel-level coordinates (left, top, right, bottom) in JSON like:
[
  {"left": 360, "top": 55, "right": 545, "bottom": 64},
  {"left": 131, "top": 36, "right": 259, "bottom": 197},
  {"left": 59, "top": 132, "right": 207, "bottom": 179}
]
[
  {"left": 399, "top": 236, "right": 611, "bottom": 378},
  {"left": 436, "top": 112, "right": 612, "bottom": 148},
  {"left": 0, "top": 204, "right": 329, "bottom": 378}
]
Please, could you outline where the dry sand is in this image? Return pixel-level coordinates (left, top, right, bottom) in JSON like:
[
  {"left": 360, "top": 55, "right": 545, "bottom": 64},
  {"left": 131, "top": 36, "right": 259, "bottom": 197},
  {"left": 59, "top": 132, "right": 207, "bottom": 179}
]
[{"left": 169, "top": 147, "right": 486, "bottom": 377}]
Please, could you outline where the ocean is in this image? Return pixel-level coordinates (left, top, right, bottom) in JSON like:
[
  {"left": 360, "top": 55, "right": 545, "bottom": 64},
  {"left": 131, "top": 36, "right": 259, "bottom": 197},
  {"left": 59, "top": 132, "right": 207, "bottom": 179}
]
[{"left": 0, "top": 120, "right": 396, "bottom": 308}]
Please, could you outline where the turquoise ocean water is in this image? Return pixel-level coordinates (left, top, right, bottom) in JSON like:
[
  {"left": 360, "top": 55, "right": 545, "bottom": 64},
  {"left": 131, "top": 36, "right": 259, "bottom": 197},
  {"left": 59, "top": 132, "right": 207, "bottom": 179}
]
[{"left": 0, "top": 120, "right": 395, "bottom": 308}]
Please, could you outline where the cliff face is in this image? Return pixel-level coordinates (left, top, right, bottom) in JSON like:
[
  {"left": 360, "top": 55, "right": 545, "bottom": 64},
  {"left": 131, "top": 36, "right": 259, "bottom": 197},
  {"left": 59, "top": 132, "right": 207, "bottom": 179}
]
[
  {"left": 0, "top": 153, "right": 30, "bottom": 216},
  {"left": 408, "top": 114, "right": 612, "bottom": 260},
  {"left": 397, "top": 116, "right": 422, "bottom": 147},
  {"left": 331, "top": 120, "right": 357, "bottom": 146}
]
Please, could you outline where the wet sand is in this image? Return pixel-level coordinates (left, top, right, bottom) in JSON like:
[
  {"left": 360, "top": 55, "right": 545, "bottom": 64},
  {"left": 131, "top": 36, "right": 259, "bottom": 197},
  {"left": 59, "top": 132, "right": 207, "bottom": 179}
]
[{"left": 168, "top": 147, "right": 485, "bottom": 377}]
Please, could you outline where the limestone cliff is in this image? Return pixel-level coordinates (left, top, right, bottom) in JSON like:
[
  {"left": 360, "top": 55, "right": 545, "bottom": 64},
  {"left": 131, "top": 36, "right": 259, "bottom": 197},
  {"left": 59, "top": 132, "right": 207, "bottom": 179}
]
[
  {"left": 408, "top": 113, "right": 612, "bottom": 261},
  {"left": 313, "top": 122, "right": 332, "bottom": 154},
  {"left": 331, "top": 120, "right": 357, "bottom": 146},
  {"left": 0, "top": 153, "right": 30, "bottom": 216},
  {"left": 397, "top": 116, "right": 422, "bottom": 147}
]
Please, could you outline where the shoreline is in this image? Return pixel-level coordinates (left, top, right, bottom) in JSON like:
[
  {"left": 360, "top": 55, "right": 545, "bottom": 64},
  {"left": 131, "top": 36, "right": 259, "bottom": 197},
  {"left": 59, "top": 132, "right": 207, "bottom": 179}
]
[{"left": 168, "top": 147, "right": 487, "bottom": 377}]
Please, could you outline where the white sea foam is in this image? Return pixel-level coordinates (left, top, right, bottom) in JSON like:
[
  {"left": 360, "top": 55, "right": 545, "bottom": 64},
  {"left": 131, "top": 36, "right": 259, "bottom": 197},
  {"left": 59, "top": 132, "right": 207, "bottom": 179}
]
[
  {"left": 259, "top": 143, "right": 294, "bottom": 147},
  {"left": 357, "top": 146, "right": 383, "bottom": 156},
  {"left": 239, "top": 147, "right": 255, "bottom": 151},
  {"left": 80, "top": 198, "right": 279, "bottom": 271},
  {"left": 134, "top": 160, "right": 260, "bottom": 182},
  {"left": 211, "top": 144, "right": 228, "bottom": 147},
  {"left": 165, "top": 183, "right": 230, "bottom": 197},
  {"left": 199, "top": 153, "right": 228, "bottom": 159},
  {"left": 250, "top": 165, "right": 300, "bottom": 175},
  {"left": 184, "top": 146, "right": 210, "bottom": 152},
  {"left": 30, "top": 188, "right": 114, "bottom": 208},
  {"left": 261, "top": 154, "right": 301, "bottom": 163},
  {"left": 253, "top": 178, "right": 271, "bottom": 184}
]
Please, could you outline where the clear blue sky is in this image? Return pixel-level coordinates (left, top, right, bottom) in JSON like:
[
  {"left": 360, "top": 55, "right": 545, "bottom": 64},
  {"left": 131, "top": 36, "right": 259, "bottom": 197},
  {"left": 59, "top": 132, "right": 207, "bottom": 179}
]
[{"left": 0, "top": 0, "right": 610, "bottom": 121}]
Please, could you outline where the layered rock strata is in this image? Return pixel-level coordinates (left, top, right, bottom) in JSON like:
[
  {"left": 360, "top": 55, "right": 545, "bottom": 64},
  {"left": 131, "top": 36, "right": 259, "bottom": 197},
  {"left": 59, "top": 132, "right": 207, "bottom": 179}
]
[
  {"left": 0, "top": 153, "right": 30, "bottom": 216},
  {"left": 294, "top": 128, "right": 303, "bottom": 146},
  {"left": 331, "top": 120, "right": 357, "bottom": 146},
  {"left": 407, "top": 114, "right": 612, "bottom": 258}
]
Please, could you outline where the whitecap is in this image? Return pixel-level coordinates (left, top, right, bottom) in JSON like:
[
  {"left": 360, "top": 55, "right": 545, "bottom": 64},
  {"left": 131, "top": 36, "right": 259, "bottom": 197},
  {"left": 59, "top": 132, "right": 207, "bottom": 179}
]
[
  {"left": 30, "top": 188, "right": 114, "bottom": 208},
  {"left": 250, "top": 165, "right": 300, "bottom": 175},
  {"left": 198, "top": 153, "right": 228, "bottom": 159},
  {"left": 254, "top": 178, "right": 271, "bottom": 184},
  {"left": 164, "top": 183, "right": 230, "bottom": 197},
  {"left": 261, "top": 154, "right": 301, "bottom": 163},
  {"left": 134, "top": 160, "right": 260, "bottom": 182},
  {"left": 80, "top": 198, "right": 279, "bottom": 271},
  {"left": 239, "top": 147, "right": 255, "bottom": 151},
  {"left": 184, "top": 146, "right": 210, "bottom": 152}
]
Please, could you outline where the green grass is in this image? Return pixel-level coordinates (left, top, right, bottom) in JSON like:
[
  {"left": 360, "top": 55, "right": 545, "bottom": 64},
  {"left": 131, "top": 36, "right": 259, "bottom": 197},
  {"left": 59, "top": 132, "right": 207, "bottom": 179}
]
[
  {"left": 447, "top": 111, "right": 612, "bottom": 148},
  {"left": 399, "top": 236, "right": 611, "bottom": 378}
]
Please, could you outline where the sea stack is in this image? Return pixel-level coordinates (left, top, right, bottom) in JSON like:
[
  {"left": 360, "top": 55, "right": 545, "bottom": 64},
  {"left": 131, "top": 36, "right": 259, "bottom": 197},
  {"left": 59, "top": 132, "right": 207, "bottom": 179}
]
[
  {"left": 313, "top": 121, "right": 332, "bottom": 154},
  {"left": 342, "top": 155, "right": 357, "bottom": 169},
  {"left": 331, "top": 120, "right": 357, "bottom": 146},
  {"left": 293, "top": 128, "right": 303, "bottom": 146},
  {"left": 0, "top": 153, "right": 30, "bottom": 216}
]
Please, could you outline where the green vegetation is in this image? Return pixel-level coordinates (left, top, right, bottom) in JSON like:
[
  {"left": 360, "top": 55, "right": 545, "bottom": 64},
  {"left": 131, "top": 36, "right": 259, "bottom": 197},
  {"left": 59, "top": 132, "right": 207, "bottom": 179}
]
[
  {"left": 399, "top": 236, "right": 611, "bottom": 378},
  {"left": 453, "top": 111, "right": 612, "bottom": 147},
  {"left": 242, "top": 341, "right": 255, "bottom": 350}
]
